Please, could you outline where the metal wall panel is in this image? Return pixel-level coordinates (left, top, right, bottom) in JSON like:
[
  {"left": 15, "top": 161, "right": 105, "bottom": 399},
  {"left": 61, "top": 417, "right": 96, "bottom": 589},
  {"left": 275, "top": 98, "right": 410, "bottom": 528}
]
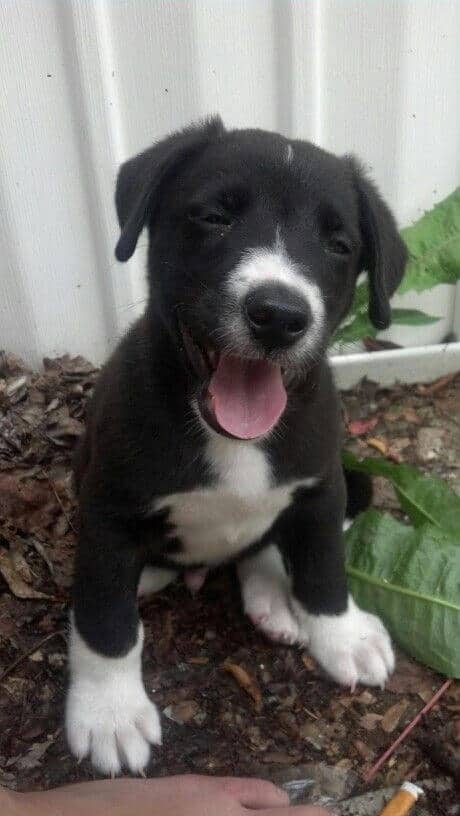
[{"left": 1, "top": 0, "right": 459, "bottom": 366}]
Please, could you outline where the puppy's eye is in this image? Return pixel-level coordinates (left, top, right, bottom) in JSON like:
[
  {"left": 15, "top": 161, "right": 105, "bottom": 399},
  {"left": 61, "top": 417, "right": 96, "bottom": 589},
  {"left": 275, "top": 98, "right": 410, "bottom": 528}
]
[
  {"left": 326, "top": 234, "right": 352, "bottom": 256},
  {"left": 189, "top": 209, "right": 233, "bottom": 230}
]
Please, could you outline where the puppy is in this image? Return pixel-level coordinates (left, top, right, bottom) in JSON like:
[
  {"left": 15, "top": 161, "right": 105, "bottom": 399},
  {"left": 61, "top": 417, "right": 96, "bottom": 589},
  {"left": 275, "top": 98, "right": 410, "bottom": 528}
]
[{"left": 66, "top": 117, "right": 406, "bottom": 775}]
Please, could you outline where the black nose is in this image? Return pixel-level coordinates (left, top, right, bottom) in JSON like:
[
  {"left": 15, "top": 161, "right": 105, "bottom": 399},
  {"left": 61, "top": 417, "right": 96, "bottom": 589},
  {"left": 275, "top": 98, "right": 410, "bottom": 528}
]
[{"left": 244, "top": 284, "right": 311, "bottom": 350}]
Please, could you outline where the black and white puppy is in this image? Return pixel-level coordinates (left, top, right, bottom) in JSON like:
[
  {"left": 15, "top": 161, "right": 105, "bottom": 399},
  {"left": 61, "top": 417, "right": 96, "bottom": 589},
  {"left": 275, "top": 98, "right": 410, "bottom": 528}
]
[{"left": 66, "top": 117, "right": 407, "bottom": 775}]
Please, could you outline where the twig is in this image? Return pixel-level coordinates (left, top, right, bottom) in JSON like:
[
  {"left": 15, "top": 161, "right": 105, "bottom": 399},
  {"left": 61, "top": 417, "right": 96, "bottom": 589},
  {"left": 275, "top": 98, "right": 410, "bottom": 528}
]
[
  {"left": 302, "top": 706, "right": 320, "bottom": 721},
  {"left": 41, "top": 468, "right": 77, "bottom": 534},
  {"left": 363, "top": 678, "right": 453, "bottom": 783},
  {"left": 0, "top": 630, "right": 67, "bottom": 684},
  {"left": 417, "top": 371, "right": 458, "bottom": 396}
]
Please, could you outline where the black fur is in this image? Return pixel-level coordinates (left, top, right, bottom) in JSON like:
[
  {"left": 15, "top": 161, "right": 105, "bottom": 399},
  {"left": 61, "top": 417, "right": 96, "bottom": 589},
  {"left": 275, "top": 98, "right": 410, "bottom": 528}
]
[{"left": 72, "top": 118, "right": 406, "bottom": 657}]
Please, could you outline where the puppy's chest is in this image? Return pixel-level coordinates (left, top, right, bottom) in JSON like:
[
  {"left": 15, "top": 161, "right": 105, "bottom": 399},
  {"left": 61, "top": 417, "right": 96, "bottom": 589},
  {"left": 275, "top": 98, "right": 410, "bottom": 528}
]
[{"left": 151, "top": 437, "right": 315, "bottom": 566}]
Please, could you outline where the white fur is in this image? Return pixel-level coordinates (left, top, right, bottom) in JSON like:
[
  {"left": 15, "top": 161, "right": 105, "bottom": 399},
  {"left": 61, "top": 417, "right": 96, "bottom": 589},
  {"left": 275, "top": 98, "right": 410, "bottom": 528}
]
[
  {"left": 238, "top": 544, "right": 394, "bottom": 688},
  {"left": 66, "top": 619, "right": 161, "bottom": 775},
  {"left": 238, "top": 544, "right": 299, "bottom": 644},
  {"left": 138, "top": 566, "right": 177, "bottom": 596},
  {"left": 227, "top": 236, "right": 325, "bottom": 361},
  {"left": 292, "top": 595, "right": 395, "bottom": 689},
  {"left": 152, "top": 436, "right": 319, "bottom": 566},
  {"left": 286, "top": 143, "right": 294, "bottom": 163}
]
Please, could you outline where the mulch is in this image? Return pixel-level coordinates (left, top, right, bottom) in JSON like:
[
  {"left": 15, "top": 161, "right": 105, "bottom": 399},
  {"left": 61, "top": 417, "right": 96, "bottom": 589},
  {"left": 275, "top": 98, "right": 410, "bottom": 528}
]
[{"left": 0, "top": 350, "right": 458, "bottom": 812}]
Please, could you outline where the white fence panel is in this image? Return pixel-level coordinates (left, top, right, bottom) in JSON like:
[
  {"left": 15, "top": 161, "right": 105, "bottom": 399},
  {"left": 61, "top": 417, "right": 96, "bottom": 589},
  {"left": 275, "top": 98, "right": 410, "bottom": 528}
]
[{"left": 0, "top": 0, "right": 459, "bottom": 374}]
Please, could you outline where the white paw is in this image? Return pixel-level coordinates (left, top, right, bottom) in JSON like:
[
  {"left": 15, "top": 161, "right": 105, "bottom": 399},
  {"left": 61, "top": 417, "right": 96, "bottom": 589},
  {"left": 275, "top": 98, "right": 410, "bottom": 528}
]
[
  {"left": 238, "top": 546, "right": 299, "bottom": 645},
  {"left": 66, "top": 679, "right": 161, "bottom": 775},
  {"left": 138, "top": 566, "right": 177, "bottom": 597},
  {"left": 66, "top": 620, "right": 161, "bottom": 775},
  {"left": 293, "top": 596, "right": 394, "bottom": 689},
  {"left": 250, "top": 596, "right": 300, "bottom": 645}
]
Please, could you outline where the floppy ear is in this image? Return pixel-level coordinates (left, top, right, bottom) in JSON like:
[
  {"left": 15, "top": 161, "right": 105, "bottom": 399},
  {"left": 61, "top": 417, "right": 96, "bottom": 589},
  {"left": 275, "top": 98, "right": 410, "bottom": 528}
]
[
  {"left": 349, "top": 159, "right": 408, "bottom": 330},
  {"left": 115, "top": 116, "right": 225, "bottom": 262}
]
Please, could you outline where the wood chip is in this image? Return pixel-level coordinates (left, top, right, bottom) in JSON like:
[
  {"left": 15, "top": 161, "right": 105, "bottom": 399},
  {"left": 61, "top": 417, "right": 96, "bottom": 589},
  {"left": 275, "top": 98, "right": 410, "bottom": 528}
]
[
  {"left": 223, "top": 660, "right": 262, "bottom": 711},
  {"left": 403, "top": 407, "right": 422, "bottom": 424},
  {"left": 164, "top": 700, "right": 199, "bottom": 724},
  {"left": 360, "top": 713, "right": 383, "bottom": 732},
  {"left": 381, "top": 700, "right": 409, "bottom": 733},
  {"left": 347, "top": 417, "right": 378, "bottom": 436},
  {"left": 301, "top": 653, "right": 317, "bottom": 672},
  {"left": 367, "top": 437, "right": 388, "bottom": 455},
  {"left": 353, "top": 739, "right": 375, "bottom": 760}
]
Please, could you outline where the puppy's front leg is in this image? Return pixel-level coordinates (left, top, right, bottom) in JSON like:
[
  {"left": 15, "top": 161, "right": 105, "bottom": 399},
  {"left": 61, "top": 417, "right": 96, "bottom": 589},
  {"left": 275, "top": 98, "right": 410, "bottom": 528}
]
[
  {"left": 282, "top": 472, "right": 394, "bottom": 689},
  {"left": 66, "top": 517, "right": 161, "bottom": 775}
]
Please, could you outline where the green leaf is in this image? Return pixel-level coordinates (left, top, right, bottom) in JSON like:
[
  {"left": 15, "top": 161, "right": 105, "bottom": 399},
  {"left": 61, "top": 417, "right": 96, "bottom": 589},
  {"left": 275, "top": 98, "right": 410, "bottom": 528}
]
[
  {"left": 398, "top": 187, "right": 460, "bottom": 294},
  {"left": 343, "top": 451, "right": 460, "bottom": 538},
  {"left": 390, "top": 308, "right": 440, "bottom": 326},
  {"left": 345, "top": 510, "right": 460, "bottom": 677},
  {"left": 334, "top": 311, "right": 376, "bottom": 345}
]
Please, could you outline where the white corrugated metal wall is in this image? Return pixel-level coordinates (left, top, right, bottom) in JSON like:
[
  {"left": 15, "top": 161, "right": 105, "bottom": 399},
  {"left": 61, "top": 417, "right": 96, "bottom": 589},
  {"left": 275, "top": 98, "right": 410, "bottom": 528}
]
[{"left": 1, "top": 0, "right": 459, "bottom": 375}]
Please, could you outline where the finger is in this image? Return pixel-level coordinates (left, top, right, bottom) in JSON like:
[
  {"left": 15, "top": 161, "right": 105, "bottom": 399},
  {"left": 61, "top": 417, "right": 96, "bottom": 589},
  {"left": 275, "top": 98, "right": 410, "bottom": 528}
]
[
  {"left": 215, "top": 777, "right": 289, "bottom": 808},
  {"left": 254, "top": 807, "right": 332, "bottom": 816}
]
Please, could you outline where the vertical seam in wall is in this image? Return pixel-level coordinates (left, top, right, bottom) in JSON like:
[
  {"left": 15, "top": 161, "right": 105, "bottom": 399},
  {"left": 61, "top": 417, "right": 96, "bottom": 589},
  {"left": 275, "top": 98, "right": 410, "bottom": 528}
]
[
  {"left": 93, "top": 0, "right": 126, "bottom": 167},
  {"left": 273, "top": 0, "right": 293, "bottom": 136},
  {"left": 312, "top": 0, "right": 323, "bottom": 144},
  {"left": 92, "top": 0, "right": 153, "bottom": 330},
  {"left": 56, "top": 1, "right": 140, "bottom": 349}
]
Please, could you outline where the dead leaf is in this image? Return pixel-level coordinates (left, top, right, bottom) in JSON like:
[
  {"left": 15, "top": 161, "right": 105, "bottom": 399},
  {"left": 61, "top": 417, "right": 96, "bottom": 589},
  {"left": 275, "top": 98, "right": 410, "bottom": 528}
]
[
  {"left": 416, "top": 426, "right": 445, "bottom": 461},
  {"left": 360, "top": 713, "right": 383, "bottom": 732},
  {"left": 223, "top": 660, "right": 262, "bottom": 711},
  {"left": 299, "top": 721, "right": 325, "bottom": 749},
  {"left": 381, "top": 699, "right": 409, "bottom": 733},
  {"left": 0, "top": 549, "right": 49, "bottom": 599},
  {"left": 403, "top": 408, "right": 422, "bottom": 424},
  {"left": 363, "top": 337, "right": 401, "bottom": 352},
  {"left": 9, "top": 735, "right": 56, "bottom": 770},
  {"left": 0, "top": 475, "right": 60, "bottom": 534},
  {"left": 366, "top": 437, "right": 388, "bottom": 455},
  {"left": 386, "top": 437, "right": 411, "bottom": 464},
  {"left": 354, "top": 690, "right": 376, "bottom": 706},
  {"left": 445, "top": 681, "right": 460, "bottom": 703},
  {"left": 188, "top": 657, "right": 209, "bottom": 666},
  {"left": 353, "top": 739, "right": 375, "bottom": 760},
  {"left": 386, "top": 654, "right": 437, "bottom": 694},
  {"left": 301, "top": 653, "right": 317, "bottom": 672},
  {"left": 417, "top": 371, "right": 458, "bottom": 396},
  {"left": 347, "top": 417, "right": 378, "bottom": 436},
  {"left": 163, "top": 700, "right": 199, "bottom": 724}
]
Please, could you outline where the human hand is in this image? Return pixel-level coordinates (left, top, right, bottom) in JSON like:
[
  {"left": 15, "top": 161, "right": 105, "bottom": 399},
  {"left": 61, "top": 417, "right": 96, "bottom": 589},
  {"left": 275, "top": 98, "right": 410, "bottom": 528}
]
[{"left": 5, "top": 775, "right": 331, "bottom": 816}]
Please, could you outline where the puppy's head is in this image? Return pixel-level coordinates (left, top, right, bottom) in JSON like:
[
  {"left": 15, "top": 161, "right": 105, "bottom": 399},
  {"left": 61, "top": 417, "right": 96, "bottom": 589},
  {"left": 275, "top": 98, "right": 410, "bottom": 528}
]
[{"left": 115, "top": 117, "right": 407, "bottom": 440}]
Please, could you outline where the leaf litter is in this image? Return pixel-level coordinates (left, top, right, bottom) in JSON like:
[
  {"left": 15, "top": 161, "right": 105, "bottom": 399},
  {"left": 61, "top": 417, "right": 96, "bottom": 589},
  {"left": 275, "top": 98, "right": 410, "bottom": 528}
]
[{"left": 0, "top": 353, "right": 458, "bottom": 813}]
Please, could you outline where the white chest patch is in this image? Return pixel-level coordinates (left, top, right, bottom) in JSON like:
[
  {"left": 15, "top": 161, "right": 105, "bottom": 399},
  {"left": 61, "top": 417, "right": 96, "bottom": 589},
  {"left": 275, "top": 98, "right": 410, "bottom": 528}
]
[{"left": 151, "top": 434, "right": 318, "bottom": 566}]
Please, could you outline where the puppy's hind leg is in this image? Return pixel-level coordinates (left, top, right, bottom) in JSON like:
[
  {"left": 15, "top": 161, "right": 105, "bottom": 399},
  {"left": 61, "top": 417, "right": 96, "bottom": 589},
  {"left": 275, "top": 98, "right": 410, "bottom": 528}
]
[{"left": 238, "top": 544, "right": 299, "bottom": 645}]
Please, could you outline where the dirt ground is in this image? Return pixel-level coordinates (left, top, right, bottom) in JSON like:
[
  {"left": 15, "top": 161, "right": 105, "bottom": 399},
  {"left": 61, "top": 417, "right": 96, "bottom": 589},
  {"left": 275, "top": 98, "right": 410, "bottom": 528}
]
[{"left": 0, "top": 351, "right": 459, "bottom": 813}]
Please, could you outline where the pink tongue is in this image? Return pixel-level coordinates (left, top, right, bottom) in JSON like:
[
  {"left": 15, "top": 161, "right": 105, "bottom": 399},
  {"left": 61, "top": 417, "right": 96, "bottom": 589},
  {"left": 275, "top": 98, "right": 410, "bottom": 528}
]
[{"left": 208, "top": 356, "right": 287, "bottom": 440}]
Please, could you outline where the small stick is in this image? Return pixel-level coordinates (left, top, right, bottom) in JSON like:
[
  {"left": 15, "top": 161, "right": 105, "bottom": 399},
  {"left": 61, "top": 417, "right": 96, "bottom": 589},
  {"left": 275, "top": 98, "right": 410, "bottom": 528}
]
[
  {"left": 418, "top": 371, "right": 458, "bottom": 396},
  {"left": 41, "top": 468, "right": 77, "bottom": 534},
  {"left": 363, "top": 677, "right": 453, "bottom": 783},
  {"left": 0, "top": 630, "right": 66, "bottom": 684}
]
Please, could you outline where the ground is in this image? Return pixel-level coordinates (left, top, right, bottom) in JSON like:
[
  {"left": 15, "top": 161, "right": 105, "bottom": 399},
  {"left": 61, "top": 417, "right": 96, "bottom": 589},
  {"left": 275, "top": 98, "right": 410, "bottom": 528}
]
[{"left": 0, "top": 351, "right": 458, "bottom": 813}]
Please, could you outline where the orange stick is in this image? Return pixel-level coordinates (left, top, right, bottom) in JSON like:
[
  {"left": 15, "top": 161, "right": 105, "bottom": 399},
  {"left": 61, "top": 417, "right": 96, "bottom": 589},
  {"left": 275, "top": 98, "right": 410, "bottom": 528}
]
[{"left": 363, "top": 678, "right": 452, "bottom": 783}]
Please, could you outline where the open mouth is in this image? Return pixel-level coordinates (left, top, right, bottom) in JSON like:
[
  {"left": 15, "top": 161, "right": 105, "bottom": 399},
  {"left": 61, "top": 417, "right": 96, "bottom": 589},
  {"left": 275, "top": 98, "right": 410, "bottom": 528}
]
[{"left": 180, "top": 324, "right": 287, "bottom": 440}]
